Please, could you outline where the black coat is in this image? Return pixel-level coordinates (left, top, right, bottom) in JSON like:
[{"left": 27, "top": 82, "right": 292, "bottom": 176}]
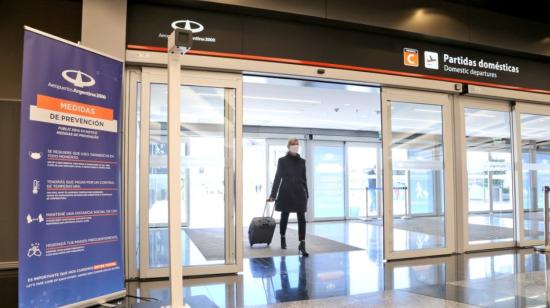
[{"left": 270, "top": 153, "right": 309, "bottom": 213}]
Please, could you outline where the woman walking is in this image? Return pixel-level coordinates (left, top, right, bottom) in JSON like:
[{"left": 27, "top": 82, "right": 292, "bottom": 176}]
[{"left": 267, "top": 137, "right": 309, "bottom": 257}]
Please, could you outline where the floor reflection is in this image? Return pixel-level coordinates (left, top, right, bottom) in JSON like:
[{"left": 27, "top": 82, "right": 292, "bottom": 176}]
[
  {"left": 114, "top": 248, "right": 550, "bottom": 307},
  {"left": 145, "top": 215, "right": 545, "bottom": 269},
  {"left": 275, "top": 257, "right": 309, "bottom": 302}
]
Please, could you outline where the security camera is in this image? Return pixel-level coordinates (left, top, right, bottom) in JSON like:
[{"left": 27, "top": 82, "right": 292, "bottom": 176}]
[{"left": 168, "top": 29, "right": 193, "bottom": 54}]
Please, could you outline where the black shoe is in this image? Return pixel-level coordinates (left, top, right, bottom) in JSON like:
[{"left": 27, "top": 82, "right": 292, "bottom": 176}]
[
  {"left": 281, "top": 236, "right": 287, "bottom": 249},
  {"left": 298, "top": 240, "right": 309, "bottom": 257}
]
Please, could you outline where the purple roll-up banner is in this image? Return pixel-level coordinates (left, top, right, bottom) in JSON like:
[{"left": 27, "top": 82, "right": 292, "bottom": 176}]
[{"left": 19, "top": 27, "right": 125, "bottom": 307}]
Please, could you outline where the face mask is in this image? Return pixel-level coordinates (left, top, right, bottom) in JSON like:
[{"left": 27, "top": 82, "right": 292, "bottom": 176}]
[
  {"left": 29, "top": 151, "right": 43, "bottom": 160},
  {"left": 289, "top": 145, "right": 299, "bottom": 154}
]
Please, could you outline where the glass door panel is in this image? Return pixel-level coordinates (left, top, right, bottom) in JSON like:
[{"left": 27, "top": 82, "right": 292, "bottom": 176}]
[
  {"left": 382, "top": 88, "right": 454, "bottom": 260},
  {"left": 147, "top": 85, "right": 230, "bottom": 268},
  {"left": 182, "top": 83, "right": 237, "bottom": 272},
  {"left": 312, "top": 142, "right": 345, "bottom": 219},
  {"left": 139, "top": 68, "right": 241, "bottom": 278},
  {"left": 464, "top": 108, "right": 514, "bottom": 246},
  {"left": 147, "top": 82, "right": 169, "bottom": 269},
  {"left": 515, "top": 103, "right": 550, "bottom": 246},
  {"left": 466, "top": 151, "right": 490, "bottom": 212},
  {"left": 180, "top": 85, "right": 231, "bottom": 268},
  {"left": 520, "top": 114, "right": 550, "bottom": 241},
  {"left": 390, "top": 102, "right": 445, "bottom": 251},
  {"left": 392, "top": 148, "right": 408, "bottom": 217},
  {"left": 347, "top": 144, "right": 380, "bottom": 219}
]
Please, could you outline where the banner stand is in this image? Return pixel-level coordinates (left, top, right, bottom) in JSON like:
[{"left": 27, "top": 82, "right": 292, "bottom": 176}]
[
  {"left": 63, "top": 290, "right": 127, "bottom": 308},
  {"left": 19, "top": 26, "right": 126, "bottom": 308}
]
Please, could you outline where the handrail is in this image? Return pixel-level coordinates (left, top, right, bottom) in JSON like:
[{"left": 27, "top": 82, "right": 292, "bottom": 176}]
[{"left": 364, "top": 186, "right": 409, "bottom": 220}]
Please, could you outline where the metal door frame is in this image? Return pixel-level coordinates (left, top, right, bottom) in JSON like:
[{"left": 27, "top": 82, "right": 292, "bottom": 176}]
[
  {"left": 513, "top": 102, "right": 550, "bottom": 247},
  {"left": 382, "top": 87, "right": 455, "bottom": 260},
  {"left": 137, "top": 67, "right": 242, "bottom": 278},
  {"left": 455, "top": 96, "right": 516, "bottom": 252},
  {"left": 123, "top": 68, "right": 141, "bottom": 279}
]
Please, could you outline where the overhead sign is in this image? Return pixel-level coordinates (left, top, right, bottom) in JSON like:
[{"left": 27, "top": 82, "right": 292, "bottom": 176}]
[
  {"left": 405, "top": 48, "right": 521, "bottom": 79},
  {"left": 126, "top": 3, "right": 550, "bottom": 93},
  {"left": 403, "top": 48, "right": 419, "bottom": 67},
  {"left": 158, "top": 19, "right": 215, "bottom": 43},
  {"left": 19, "top": 27, "right": 125, "bottom": 307},
  {"left": 171, "top": 20, "right": 204, "bottom": 33}
]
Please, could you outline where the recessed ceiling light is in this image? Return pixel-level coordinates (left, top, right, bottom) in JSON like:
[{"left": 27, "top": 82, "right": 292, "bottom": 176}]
[
  {"left": 414, "top": 108, "right": 441, "bottom": 113},
  {"left": 194, "top": 93, "right": 223, "bottom": 97},
  {"left": 243, "top": 76, "right": 268, "bottom": 84},
  {"left": 393, "top": 117, "right": 440, "bottom": 123},
  {"left": 464, "top": 112, "right": 496, "bottom": 118},
  {"left": 244, "top": 95, "right": 321, "bottom": 104},
  {"left": 345, "top": 85, "right": 375, "bottom": 93},
  {"left": 244, "top": 108, "right": 303, "bottom": 114}
]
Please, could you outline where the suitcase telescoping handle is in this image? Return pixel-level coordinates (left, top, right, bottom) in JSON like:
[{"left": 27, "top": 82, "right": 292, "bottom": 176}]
[{"left": 263, "top": 201, "right": 275, "bottom": 218}]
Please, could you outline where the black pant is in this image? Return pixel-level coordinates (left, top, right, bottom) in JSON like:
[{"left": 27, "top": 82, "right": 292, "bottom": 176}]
[{"left": 279, "top": 212, "right": 306, "bottom": 241}]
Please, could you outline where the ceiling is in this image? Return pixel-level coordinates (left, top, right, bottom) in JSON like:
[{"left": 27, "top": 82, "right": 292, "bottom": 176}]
[
  {"left": 148, "top": 75, "right": 550, "bottom": 145},
  {"left": 242, "top": 76, "right": 381, "bottom": 131},
  {"left": 442, "top": 0, "right": 550, "bottom": 24},
  {"left": 132, "top": 0, "right": 550, "bottom": 25}
]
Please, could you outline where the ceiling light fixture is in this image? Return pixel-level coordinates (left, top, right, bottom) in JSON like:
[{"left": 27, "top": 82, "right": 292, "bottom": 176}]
[
  {"left": 344, "top": 85, "right": 375, "bottom": 93},
  {"left": 194, "top": 93, "right": 223, "bottom": 97},
  {"left": 393, "top": 117, "right": 440, "bottom": 123},
  {"left": 464, "top": 112, "right": 497, "bottom": 118},
  {"left": 244, "top": 95, "right": 321, "bottom": 104},
  {"left": 243, "top": 108, "right": 303, "bottom": 114},
  {"left": 242, "top": 76, "right": 268, "bottom": 84},
  {"left": 414, "top": 108, "right": 441, "bottom": 113}
]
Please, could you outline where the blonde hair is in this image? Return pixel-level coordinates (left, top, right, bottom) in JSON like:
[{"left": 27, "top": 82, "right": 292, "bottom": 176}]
[{"left": 287, "top": 137, "right": 299, "bottom": 148}]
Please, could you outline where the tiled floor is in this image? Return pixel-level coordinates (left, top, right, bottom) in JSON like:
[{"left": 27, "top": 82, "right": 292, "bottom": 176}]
[
  {"left": 146, "top": 212, "right": 544, "bottom": 268},
  {"left": 116, "top": 248, "right": 550, "bottom": 307},
  {"left": 125, "top": 219, "right": 550, "bottom": 307},
  {"left": 5, "top": 219, "right": 550, "bottom": 307}
]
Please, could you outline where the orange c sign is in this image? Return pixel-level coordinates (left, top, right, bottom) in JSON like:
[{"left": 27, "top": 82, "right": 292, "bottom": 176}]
[{"left": 403, "top": 48, "right": 419, "bottom": 67}]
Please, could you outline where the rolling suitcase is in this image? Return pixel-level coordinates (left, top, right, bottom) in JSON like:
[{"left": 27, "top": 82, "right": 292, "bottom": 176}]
[{"left": 248, "top": 202, "right": 276, "bottom": 247}]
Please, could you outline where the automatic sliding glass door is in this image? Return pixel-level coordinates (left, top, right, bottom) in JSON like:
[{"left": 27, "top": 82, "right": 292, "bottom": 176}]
[
  {"left": 138, "top": 68, "right": 242, "bottom": 278},
  {"left": 382, "top": 88, "right": 455, "bottom": 260},
  {"left": 456, "top": 97, "right": 515, "bottom": 251},
  {"left": 514, "top": 103, "right": 550, "bottom": 247}
]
